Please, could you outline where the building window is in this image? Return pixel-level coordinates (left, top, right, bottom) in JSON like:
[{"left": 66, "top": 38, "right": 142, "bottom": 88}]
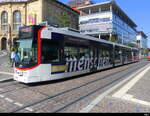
[
  {"left": 1, "top": 11, "right": 8, "bottom": 30},
  {"left": 13, "top": 11, "right": 21, "bottom": 30}
]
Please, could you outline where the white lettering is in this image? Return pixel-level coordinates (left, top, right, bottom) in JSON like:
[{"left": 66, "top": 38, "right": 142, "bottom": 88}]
[{"left": 66, "top": 56, "right": 111, "bottom": 72}]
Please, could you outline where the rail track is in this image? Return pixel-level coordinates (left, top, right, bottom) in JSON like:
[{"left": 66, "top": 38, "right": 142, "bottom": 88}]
[{"left": 1, "top": 61, "right": 146, "bottom": 112}]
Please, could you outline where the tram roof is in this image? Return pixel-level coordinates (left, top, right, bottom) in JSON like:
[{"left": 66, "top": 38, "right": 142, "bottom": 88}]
[{"left": 46, "top": 26, "right": 138, "bottom": 51}]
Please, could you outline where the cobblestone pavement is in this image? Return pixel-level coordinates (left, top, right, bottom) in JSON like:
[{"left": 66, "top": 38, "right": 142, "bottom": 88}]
[
  {"left": 0, "top": 53, "right": 13, "bottom": 73},
  {"left": 90, "top": 96, "right": 150, "bottom": 112},
  {"left": 90, "top": 61, "right": 150, "bottom": 113},
  {"left": 0, "top": 57, "right": 149, "bottom": 113},
  {"left": 0, "top": 54, "right": 13, "bottom": 82}
]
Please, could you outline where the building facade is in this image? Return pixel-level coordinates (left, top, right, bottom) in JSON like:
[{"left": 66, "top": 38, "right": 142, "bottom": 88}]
[
  {"left": 0, "top": 0, "right": 79, "bottom": 50},
  {"left": 78, "top": 1, "right": 137, "bottom": 47},
  {"left": 68, "top": 0, "right": 93, "bottom": 8},
  {"left": 136, "top": 31, "right": 148, "bottom": 58}
]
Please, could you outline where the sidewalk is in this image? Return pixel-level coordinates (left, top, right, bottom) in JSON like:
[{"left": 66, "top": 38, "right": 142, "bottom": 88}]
[
  {"left": 86, "top": 62, "right": 150, "bottom": 112},
  {"left": 0, "top": 51, "right": 14, "bottom": 82}
]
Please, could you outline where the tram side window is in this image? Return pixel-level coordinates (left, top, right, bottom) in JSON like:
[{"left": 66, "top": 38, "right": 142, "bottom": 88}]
[
  {"left": 79, "top": 47, "right": 90, "bottom": 58},
  {"left": 98, "top": 49, "right": 102, "bottom": 57},
  {"left": 100, "top": 49, "right": 109, "bottom": 57},
  {"left": 64, "top": 45, "right": 90, "bottom": 60},
  {"left": 64, "top": 46, "right": 78, "bottom": 60},
  {"left": 41, "top": 39, "right": 60, "bottom": 63},
  {"left": 115, "top": 47, "right": 122, "bottom": 63}
]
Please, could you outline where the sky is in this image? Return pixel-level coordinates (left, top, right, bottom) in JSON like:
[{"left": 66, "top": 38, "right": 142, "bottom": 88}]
[{"left": 59, "top": 0, "right": 150, "bottom": 48}]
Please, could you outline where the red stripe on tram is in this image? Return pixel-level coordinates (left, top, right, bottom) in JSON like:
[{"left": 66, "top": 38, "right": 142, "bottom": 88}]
[{"left": 16, "top": 26, "right": 46, "bottom": 71}]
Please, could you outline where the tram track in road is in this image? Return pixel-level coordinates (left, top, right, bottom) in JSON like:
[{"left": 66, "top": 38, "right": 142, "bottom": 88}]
[
  {"left": 9, "top": 61, "right": 148, "bottom": 113},
  {"left": 53, "top": 63, "right": 148, "bottom": 112},
  {"left": 0, "top": 81, "right": 18, "bottom": 89},
  {"left": 0, "top": 62, "right": 135, "bottom": 95},
  {"left": 0, "top": 82, "right": 29, "bottom": 95}
]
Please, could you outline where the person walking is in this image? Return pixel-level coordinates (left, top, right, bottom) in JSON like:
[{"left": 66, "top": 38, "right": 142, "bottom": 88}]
[
  {"left": 11, "top": 50, "right": 15, "bottom": 67},
  {"left": 14, "top": 51, "right": 20, "bottom": 65}
]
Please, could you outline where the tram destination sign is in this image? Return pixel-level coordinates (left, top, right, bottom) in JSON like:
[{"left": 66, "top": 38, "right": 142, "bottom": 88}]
[{"left": 19, "top": 26, "right": 33, "bottom": 39}]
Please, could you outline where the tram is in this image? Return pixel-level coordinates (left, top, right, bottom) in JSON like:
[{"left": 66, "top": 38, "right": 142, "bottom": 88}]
[{"left": 14, "top": 25, "right": 139, "bottom": 83}]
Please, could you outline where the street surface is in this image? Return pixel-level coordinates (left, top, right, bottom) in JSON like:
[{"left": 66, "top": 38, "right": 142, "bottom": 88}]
[{"left": 0, "top": 53, "right": 150, "bottom": 113}]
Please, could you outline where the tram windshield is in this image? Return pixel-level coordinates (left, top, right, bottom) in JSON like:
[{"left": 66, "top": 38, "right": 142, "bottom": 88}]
[
  {"left": 16, "top": 39, "right": 38, "bottom": 68},
  {"left": 15, "top": 25, "right": 42, "bottom": 68}
]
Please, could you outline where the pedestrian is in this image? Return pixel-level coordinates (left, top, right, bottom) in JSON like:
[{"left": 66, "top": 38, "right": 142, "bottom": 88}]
[
  {"left": 11, "top": 49, "right": 15, "bottom": 67},
  {"left": 14, "top": 51, "right": 20, "bottom": 65}
]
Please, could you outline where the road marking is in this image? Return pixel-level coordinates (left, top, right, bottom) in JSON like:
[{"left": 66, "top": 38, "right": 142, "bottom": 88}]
[
  {"left": 80, "top": 64, "right": 150, "bottom": 113},
  {"left": 0, "top": 94, "right": 4, "bottom": 98},
  {"left": 25, "top": 107, "right": 34, "bottom": 112},
  {"left": 113, "top": 64, "right": 150, "bottom": 98},
  {"left": 130, "top": 97, "right": 150, "bottom": 106},
  {"left": 0, "top": 93, "right": 26, "bottom": 110},
  {"left": 117, "top": 93, "right": 150, "bottom": 107},
  {"left": 122, "top": 93, "right": 133, "bottom": 100},
  {"left": 14, "top": 102, "right": 23, "bottom": 107},
  {"left": 5, "top": 98, "right": 14, "bottom": 103}
]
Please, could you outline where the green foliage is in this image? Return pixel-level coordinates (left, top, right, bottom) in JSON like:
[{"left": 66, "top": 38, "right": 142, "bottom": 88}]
[
  {"left": 57, "top": 12, "right": 71, "bottom": 27},
  {"left": 127, "top": 42, "right": 136, "bottom": 47},
  {"left": 109, "top": 35, "right": 117, "bottom": 43}
]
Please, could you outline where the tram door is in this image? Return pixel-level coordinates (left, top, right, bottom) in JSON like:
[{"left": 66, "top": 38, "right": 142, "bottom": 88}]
[
  {"left": 114, "top": 46, "right": 123, "bottom": 66},
  {"left": 90, "top": 46, "right": 97, "bottom": 72}
]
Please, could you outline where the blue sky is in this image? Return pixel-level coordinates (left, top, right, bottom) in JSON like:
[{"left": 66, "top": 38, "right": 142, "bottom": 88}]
[{"left": 59, "top": 0, "right": 150, "bottom": 48}]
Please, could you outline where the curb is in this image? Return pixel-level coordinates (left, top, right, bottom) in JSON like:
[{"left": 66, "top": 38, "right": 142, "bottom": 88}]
[{"left": 0, "top": 77, "right": 13, "bottom": 82}]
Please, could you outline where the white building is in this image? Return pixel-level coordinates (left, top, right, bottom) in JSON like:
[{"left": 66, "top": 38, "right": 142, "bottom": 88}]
[
  {"left": 78, "top": 1, "right": 137, "bottom": 47},
  {"left": 137, "top": 31, "right": 148, "bottom": 58}
]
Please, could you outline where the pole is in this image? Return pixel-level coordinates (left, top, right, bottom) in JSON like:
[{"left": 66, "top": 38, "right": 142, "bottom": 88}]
[{"left": 122, "top": 33, "right": 123, "bottom": 44}]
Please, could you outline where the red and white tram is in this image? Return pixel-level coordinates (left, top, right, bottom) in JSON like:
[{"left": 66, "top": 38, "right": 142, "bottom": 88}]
[{"left": 14, "top": 25, "right": 139, "bottom": 83}]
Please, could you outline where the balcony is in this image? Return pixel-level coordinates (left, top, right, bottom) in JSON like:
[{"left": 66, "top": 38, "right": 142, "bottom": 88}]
[{"left": 80, "top": 11, "right": 112, "bottom": 19}]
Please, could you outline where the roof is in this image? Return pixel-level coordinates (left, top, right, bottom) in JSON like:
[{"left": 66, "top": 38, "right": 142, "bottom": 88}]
[
  {"left": 54, "top": 0, "right": 79, "bottom": 14},
  {"left": 0, "top": 0, "right": 79, "bottom": 14},
  {"left": 137, "top": 31, "right": 148, "bottom": 38},
  {"left": 72, "top": 7, "right": 86, "bottom": 14}
]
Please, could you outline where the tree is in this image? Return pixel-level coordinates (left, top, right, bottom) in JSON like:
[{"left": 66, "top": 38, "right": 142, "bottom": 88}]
[
  {"left": 127, "top": 42, "right": 136, "bottom": 47},
  {"left": 57, "top": 12, "right": 71, "bottom": 28},
  {"left": 109, "top": 35, "right": 117, "bottom": 43}
]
